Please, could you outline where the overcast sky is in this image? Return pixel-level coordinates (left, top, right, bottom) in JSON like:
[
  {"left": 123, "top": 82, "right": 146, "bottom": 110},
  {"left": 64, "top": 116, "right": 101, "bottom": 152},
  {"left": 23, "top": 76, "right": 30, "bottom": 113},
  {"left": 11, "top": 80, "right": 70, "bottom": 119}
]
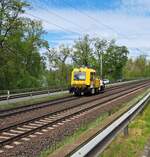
[{"left": 25, "top": 0, "right": 150, "bottom": 58}]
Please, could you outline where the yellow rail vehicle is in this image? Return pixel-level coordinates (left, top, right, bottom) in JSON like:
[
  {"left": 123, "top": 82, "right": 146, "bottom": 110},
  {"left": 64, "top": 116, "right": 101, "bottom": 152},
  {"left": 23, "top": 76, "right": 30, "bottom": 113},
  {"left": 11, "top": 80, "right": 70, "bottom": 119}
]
[{"left": 70, "top": 67, "right": 105, "bottom": 95}]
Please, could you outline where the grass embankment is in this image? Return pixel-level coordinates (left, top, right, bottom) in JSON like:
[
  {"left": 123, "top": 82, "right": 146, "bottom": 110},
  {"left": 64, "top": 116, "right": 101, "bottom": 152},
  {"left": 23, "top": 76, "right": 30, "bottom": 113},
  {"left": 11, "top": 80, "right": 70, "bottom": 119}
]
[
  {"left": 40, "top": 89, "right": 150, "bottom": 157},
  {"left": 101, "top": 98, "right": 150, "bottom": 157},
  {"left": 0, "top": 93, "right": 71, "bottom": 110}
]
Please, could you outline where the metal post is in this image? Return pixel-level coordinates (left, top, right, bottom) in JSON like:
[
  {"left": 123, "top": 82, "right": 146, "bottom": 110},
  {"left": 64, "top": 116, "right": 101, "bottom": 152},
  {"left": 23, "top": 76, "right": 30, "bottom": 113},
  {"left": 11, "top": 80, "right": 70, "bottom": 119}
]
[
  {"left": 7, "top": 90, "right": 10, "bottom": 104},
  {"left": 7, "top": 90, "right": 10, "bottom": 100},
  {"left": 100, "top": 52, "right": 103, "bottom": 79},
  {"left": 124, "top": 125, "right": 129, "bottom": 136}
]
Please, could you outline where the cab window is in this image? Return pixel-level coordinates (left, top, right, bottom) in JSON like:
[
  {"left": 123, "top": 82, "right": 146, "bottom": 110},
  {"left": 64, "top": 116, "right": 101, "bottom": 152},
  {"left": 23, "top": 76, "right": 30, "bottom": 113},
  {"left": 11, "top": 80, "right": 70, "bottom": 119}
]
[{"left": 74, "top": 72, "right": 86, "bottom": 80}]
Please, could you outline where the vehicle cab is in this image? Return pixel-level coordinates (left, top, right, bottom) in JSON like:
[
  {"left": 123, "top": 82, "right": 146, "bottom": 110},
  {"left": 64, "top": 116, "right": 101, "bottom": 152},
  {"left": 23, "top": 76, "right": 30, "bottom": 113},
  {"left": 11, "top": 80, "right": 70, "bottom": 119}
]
[{"left": 70, "top": 67, "right": 104, "bottom": 95}]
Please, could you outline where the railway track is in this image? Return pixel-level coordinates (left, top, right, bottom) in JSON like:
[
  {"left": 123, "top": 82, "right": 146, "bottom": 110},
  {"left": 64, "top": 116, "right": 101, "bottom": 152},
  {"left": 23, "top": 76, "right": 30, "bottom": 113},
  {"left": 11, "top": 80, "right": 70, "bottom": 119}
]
[
  {"left": 0, "top": 80, "right": 148, "bottom": 118},
  {"left": 0, "top": 79, "right": 140, "bottom": 102},
  {"left": 0, "top": 80, "right": 149, "bottom": 152},
  {"left": 69, "top": 92, "right": 150, "bottom": 157},
  {"left": 0, "top": 95, "right": 76, "bottom": 117}
]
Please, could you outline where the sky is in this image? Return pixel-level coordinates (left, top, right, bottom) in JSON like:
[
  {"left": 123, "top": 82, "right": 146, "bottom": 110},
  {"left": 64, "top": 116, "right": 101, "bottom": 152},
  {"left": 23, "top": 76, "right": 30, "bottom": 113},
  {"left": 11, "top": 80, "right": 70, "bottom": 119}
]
[{"left": 25, "top": 0, "right": 150, "bottom": 58}]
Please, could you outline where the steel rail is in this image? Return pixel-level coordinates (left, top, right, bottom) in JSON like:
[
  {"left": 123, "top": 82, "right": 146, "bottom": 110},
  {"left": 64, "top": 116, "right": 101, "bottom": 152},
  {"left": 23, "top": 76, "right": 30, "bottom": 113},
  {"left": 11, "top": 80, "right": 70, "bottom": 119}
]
[
  {"left": 0, "top": 80, "right": 149, "bottom": 118},
  {"left": 0, "top": 79, "right": 146, "bottom": 101},
  {"left": 0, "top": 82, "right": 149, "bottom": 131},
  {"left": 0, "top": 81, "right": 149, "bottom": 126},
  {"left": 0, "top": 95, "right": 76, "bottom": 117},
  {"left": 0, "top": 80, "right": 136, "bottom": 114},
  {"left": 0, "top": 82, "right": 149, "bottom": 148}
]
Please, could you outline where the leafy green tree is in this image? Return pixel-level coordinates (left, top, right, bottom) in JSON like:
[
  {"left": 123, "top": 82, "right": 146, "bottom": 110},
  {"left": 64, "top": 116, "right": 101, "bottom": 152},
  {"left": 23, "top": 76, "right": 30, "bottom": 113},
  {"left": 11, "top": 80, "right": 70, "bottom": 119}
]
[
  {"left": 0, "top": 0, "right": 46, "bottom": 89},
  {"left": 94, "top": 38, "right": 108, "bottom": 77},
  {"left": 103, "top": 41, "right": 129, "bottom": 80},
  {"left": 45, "top": 44, "right": 71, "bottom": 86},
  {"left": 72, "top": 35, "right": 95, "bottom": 67},
  {"left": 0, "top": 0, "right": 28, "bottom": 48},
  {"left": 0, "top": 0, "right": 27, "bottom": 89},
  {"left": 123, "top": 55, "right": 150, "bottom": 79}
]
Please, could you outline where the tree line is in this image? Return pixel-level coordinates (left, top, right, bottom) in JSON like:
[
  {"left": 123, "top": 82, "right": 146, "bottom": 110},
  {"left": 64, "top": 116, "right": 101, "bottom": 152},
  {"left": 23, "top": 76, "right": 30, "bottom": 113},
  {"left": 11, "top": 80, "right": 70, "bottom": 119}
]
[
  {"left": 0, "top": 0, "right": 46, "bottom": 90},
  {"left": 0, "top": 0, "right": 150, "bottom": 90},
  {"left": 45, "top": 36, "right": 129, "bottom": 86},
  {"left": 123, "top": 55, "right": 150, "bottom": 79}
]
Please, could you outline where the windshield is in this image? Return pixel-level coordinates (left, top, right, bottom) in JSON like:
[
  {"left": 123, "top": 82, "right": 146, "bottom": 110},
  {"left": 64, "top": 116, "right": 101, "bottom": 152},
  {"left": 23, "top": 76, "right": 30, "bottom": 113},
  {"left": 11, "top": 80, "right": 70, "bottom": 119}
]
[{"left": 74, "top": 72, "right": 86, "bottom": 81}]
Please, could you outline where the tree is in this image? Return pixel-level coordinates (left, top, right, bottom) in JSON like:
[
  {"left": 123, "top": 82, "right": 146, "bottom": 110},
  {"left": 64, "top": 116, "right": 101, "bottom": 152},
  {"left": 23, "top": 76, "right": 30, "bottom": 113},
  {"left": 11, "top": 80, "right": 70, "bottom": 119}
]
[
  {"left": 0, "top": 0, "right": 28, "bottom": 48},
  {"left": 44, "top": 42, "right": 57, "bottom": 70},
  {"left": 94, "top": 38, "right": 108, "bottom": 77},
  {"left": 0, "top": 0, "right": 46, "bottom": 89},
  {"left": 72, "top": 35, "right": 95, "bottom": 67},
  {"left": 45, "top": 44, "right": 71, "bottom": 86},
  {"left": 103, "top": 42, "right": 129, "bottom": 80},
  {"left": 123, "top": 55, "right": 150, "bottom": 79}
]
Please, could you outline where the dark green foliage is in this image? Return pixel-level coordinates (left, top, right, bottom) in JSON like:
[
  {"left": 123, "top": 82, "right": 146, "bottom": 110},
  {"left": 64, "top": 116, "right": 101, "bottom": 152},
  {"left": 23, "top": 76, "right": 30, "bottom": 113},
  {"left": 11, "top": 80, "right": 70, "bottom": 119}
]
[
  {"left": 46, "top": 35, "right": 130, "bottom": 84},
  {"left": 103, "top": 43, "right": 129, "bottom": 80},
  {"left": 94, "top": 38, "right": 108, "bottom": 77},
  {"left": 0, "top": 0, "right": 46, "bottom": 89},
  {"left": 72, "top": 35, "right": 96, "bottom": 67},
  {"left": 0, "top": 0, "right": 149, "bottom": 91},
  {"left": 123, "top": 55, "right": 150, "bottom": 79},
  {"left": 45, "top": 44, "right": 72, "bottom": 87}
]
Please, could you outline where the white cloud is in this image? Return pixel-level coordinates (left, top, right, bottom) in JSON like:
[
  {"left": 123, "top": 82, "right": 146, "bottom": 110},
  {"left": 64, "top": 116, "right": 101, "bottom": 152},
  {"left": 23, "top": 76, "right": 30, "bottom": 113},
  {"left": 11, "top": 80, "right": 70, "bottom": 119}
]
[
  {"left": 121, "top": 0, "right": 150, "bottom": 15},
  {"left": 24, "top": 4, "right": 150, "bottom": 57}
]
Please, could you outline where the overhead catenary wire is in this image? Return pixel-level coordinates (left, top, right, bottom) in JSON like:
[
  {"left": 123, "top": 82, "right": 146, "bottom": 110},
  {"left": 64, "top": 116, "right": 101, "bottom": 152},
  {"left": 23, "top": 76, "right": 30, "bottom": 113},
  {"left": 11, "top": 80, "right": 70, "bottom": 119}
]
[
  {"left": 25, "top": 13, "right": 82, "bottom": 47},
  {"left": 29, "top": 0, "right": 109, "bottom": 39},
  {"left": 30, "top": 5, "right": 89, "bottom": 33},
  {"left": 31, "top": 1, "right": 149, "bottom": 39},
  {"left": 29, "top": 0, "right": 130, "bottom": 40},
  {"left": 32, "top": 0, "right": 137, "bottom": 40},
  {"left": 62, "top": 0, "right": 129, "bottom": 39},
  {"left": 28, "top": 0, "right": 150, "bottom": 57},
  {"left": 26, "top": 13, "right": 82, "bottom": 36},
  {"left": 61, "top": 0, "right": 150, "bottom": 56}
]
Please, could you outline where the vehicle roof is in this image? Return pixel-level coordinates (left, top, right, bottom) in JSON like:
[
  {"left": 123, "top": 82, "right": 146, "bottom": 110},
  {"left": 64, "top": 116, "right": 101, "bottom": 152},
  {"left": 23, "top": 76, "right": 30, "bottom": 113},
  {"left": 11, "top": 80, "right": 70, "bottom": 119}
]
[{"left": 73, "top": 67, "right": 96, "bottom": 73}]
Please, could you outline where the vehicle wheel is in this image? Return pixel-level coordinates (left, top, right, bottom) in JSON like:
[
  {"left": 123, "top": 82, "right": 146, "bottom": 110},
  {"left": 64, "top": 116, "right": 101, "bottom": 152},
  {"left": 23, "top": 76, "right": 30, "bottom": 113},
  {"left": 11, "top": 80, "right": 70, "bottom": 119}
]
[
  {"left": 74, "top": 91, "right": 81, "bottom": 96},
  {"left": 95, "top": 88, "right": 99, "bottom": 94},
  {"left": 100, "top": 85, "right": 105, "bottom": 93}
]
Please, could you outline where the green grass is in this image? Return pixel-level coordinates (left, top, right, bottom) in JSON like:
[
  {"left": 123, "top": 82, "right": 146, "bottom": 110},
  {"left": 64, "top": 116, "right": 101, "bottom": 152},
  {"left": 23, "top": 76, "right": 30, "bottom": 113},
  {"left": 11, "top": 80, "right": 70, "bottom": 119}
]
[
  {"left": 0, "top": 93, "right": 71, "bottom": 110},
  {"left": 40, "top": 89, "right": 150, "bottom": 157},
  {"left": 101, "top": 95, "right": 150, "bottom": 157}
]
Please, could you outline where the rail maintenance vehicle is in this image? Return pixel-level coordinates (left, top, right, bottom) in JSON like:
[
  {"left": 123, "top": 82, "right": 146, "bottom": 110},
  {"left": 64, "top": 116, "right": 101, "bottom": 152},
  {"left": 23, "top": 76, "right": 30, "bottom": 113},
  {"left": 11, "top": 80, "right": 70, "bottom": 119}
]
[{"left": 69, "top": 67, "right": 105, "bottom": 95}]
